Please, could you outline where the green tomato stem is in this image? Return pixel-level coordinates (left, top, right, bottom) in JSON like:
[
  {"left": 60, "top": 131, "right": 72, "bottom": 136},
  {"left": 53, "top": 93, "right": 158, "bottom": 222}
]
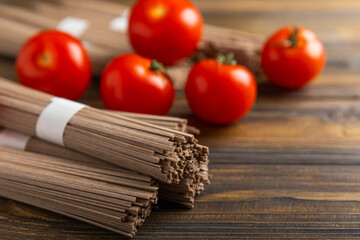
[
  {"left": 216, "top": 53, "right": 237, "bottom": 65},
  {"left": 289, "top": 26, "right": 299, "bottom": 47},
  {"left": 150, "top": 60, "right": 171, "bottom": 81}
]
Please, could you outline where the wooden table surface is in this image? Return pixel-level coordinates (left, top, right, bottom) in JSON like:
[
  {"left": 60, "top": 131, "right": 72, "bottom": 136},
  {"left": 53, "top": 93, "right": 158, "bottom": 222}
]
[{"left": 1, "top": 0, "right": 360, "bottom": 239}]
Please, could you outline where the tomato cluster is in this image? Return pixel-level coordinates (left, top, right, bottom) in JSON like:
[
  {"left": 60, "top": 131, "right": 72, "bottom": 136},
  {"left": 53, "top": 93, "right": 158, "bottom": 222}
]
[{"left": 15, "top": 0, "right": 326, "bottom": 124}]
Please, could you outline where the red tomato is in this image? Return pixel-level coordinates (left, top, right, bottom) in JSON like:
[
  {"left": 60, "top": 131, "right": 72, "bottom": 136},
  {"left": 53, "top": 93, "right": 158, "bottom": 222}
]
[
  {"left": 185, "top": 55, "right": 257, "bottom": 124},
  {"left": 128, "top": 0, "right": 203, "bottom": 65},
  {"left": 100, "top": 53, "right": 174, "bottom": 115},
  {"left": 16, "top": 30, "right": 91, "bottom": 100},
  {"left": 261, "top": 26, "right": 326, "bottom": 89}
]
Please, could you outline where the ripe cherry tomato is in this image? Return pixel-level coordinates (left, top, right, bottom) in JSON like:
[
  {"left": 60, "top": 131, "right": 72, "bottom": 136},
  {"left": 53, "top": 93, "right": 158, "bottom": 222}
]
[
  {"left": 128, "top": 0, "right": 203, "bottom": 65},
  {"left": 16, "top": 30, "right": 91, "bottom": 100},
  {"left": 100, "top": 53, "right": 174, "bottom": 115},
  {"left": 261, "top": 26, "right": 326, "bottom": 89},
  {"left": 185, "top": 54, "right": 257, "bottom": 125}
]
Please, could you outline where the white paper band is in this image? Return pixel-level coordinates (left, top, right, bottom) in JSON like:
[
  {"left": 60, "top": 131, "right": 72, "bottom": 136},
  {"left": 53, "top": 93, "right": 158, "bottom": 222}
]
[
  {"left": 57, "top": 17, "right": 89, "bottom": 38},
  {"left": 36, "top": 97, "right": 86, "bottom": 146},
  {"left": 0, "top": 129, "right": 31, "bottom": 151},
  {"left": 109, "top": 8, "right": 129, "bottom": 33}
]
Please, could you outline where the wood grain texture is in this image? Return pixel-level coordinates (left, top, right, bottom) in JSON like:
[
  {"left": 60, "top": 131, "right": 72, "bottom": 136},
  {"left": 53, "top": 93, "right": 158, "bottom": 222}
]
[{"left": 1, "top": 0, "right": 360, "bottom": 239}]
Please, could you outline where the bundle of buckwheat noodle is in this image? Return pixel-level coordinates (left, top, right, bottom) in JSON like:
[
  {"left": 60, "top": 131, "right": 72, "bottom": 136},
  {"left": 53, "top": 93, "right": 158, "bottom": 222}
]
[
  {"left": 0, "top": 119, "right": 202, "bottom": 208},
  {"left": 0, "top": 77, "right": 210, "bottom": 207},
  {"left": 0, "top": 0, "right": 263, "bottom": 89},
  {"left": 0, "top": 146, "right": 157, "bottom": 237}
]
